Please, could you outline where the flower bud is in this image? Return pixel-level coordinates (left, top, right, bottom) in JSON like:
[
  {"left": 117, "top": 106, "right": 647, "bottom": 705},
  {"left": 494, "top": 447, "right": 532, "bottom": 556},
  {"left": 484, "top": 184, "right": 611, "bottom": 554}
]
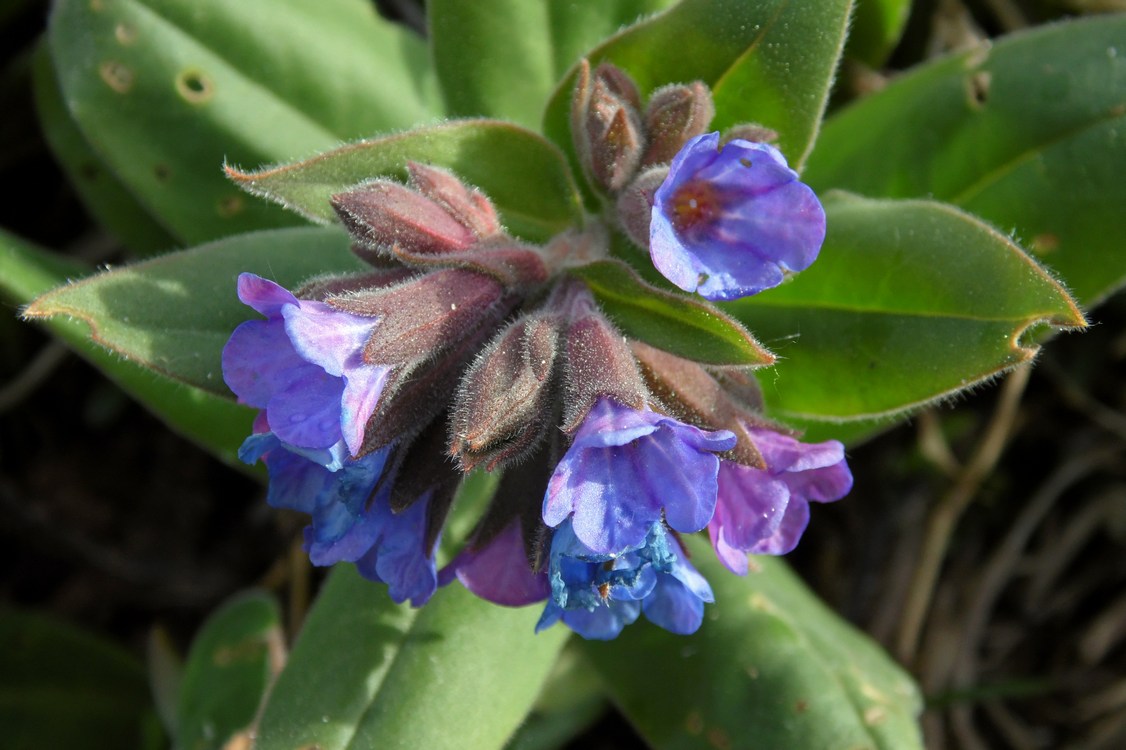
[
  {"left": 641, "top": 82, "right": 715, "bottom": 167},
  {"left": 631, "top": 340, "right": 766, "bottom": 469},
  {"left": 723, "top": 123, "right": 779, "bottom": 145},
  {"left": 391, "top": 236, "right": 549, "bottom": 288},
  {"left": 450, "top": 313, "right": 562, "bottom": 471},
  {"left": 327, "top": 268, "right": 509, "bottom": 366},
  {"left": 615, "top": 166, "right": 667, "bottom": 249},
  {"left": 552, "top": 281, "right": 648, "bottom": 432},
  {"left": 572, "top": 60, "right": 646, "bottom": 194},
  {"left": 332, "top": 180, "right": 477, "bottom": 259},
  {"left": 407, "top": 162, "right": 501, "bottom": 239}
]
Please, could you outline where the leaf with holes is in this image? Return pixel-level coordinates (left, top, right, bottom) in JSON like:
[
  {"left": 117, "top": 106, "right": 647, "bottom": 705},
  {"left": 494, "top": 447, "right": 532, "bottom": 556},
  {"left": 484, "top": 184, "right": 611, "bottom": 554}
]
[
  {"left": 48, "top": 0, "right": 441, "bottom": 245},
  {"left": 21, "top": 227, "right": 366, "bottom": 396},
  {"left": 542, "top": 0, "right": 853, "bottom": 184},
  {"left": 32, "top": 44, "right": 177, "bottom": 256},
  {"left": 569, "top": 260, "right": 774, "bottom": 367},
  {"left": 226, "top": 121, "right": 585, "bottom": 243},
  {"left": 583, "top": 535, "right": 924, "bottom": 750},
  {"left": 726, "top": 194, "right": 1084, "bottom": 423},
  {"left": 252, "top": 565, "right": 569, "bottom": 750},
  {"left": 804, "top": 15, "right": 1126, "bottom": 307},
  {"left": 429, "top": 0, "right": 677, "bottom": 129}
]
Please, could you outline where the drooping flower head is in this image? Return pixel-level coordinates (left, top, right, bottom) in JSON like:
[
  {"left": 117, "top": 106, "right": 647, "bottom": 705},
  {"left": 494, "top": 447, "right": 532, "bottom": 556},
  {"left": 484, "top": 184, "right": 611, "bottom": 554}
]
[
  {"left": 649, "top": 132, "right": 826, "bottom": 301},
  {"left": 710, "top": 427, "right": 852, "bottom": 575}
]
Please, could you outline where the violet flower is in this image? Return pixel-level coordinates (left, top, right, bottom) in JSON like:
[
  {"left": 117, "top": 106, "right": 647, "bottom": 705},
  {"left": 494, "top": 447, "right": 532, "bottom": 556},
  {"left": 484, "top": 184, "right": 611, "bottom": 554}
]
[
  {"left": 709, "top": 427, "right": 852, "bottom": 575},
  {"left": 239, "top": 428, "right": 438, "bottom": 605},
  {"left": 536, "top": 521, "right": 713, "bottom": 640},
  {"left": 649, "top": 132, "right": 826, "bottom": 301},
  {"left": 541, "top": 396, "right": 736, "bottom": 556},
  {"left": 221, "top": 273, "right": 390, "bottom": 459},
  {"left": 438, "top": 521, "right": 550, "bottom": 607}
]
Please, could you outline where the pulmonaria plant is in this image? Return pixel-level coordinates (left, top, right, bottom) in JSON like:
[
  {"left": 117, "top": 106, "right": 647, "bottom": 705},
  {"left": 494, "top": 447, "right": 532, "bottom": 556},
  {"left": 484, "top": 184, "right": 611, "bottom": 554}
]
[{"left": 223, "top": 61, "right": 848, "bottom": 639}]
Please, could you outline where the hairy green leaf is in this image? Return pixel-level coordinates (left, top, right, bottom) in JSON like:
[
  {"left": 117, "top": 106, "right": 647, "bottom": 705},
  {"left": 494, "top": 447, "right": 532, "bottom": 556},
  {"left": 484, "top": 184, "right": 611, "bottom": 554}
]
[
  {"left": 1, "top": 229, "right": 252, "bottom": 465},
  {"left": 805, "top": 15, "right": 1126, "bottom": 306},
  {"left": 584, "top": 536, "right": 924, "bottom": 750},
  {"left": 226, "top": 120, "right": 584, "bottom": 243},
  {"left": 569, "top": 260, "right": 773, "bottom": 367},
  {"left": 727, "top": 194, "right": 1085, "bottom": 423},
  {"left": 254, "top": 566, "right": 569, "bottom": 750},
  {"left": 48, "top": 0, "right": 441, "bottom": 244},
  {"left": 22, "top": 227, "right": 364, "bottom": 396}
]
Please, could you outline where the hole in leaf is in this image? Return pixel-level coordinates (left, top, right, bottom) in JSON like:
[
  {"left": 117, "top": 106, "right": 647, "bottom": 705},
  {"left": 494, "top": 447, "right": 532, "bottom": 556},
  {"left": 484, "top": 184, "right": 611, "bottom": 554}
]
[
  {"left": 154, "top": 164, "right": 171, "bottom": 182},
  {"left": 966, "top": 71, "right": 992, "bottom": 110},
  {"left": 114, "top": 22, "right": 137, "bottom": 46},
  {"left": 98, "top": 60, "right": 134, "bottom": 94},
  {"left": 176, "top": 69, "right": 214, "bottom": 104}
]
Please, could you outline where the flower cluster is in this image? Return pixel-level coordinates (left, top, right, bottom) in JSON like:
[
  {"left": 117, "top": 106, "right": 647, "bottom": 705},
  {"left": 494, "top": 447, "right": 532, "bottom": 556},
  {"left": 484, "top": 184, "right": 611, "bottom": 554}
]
[{"left": 222, "top": 62, "right": 847, "bottom": 639}]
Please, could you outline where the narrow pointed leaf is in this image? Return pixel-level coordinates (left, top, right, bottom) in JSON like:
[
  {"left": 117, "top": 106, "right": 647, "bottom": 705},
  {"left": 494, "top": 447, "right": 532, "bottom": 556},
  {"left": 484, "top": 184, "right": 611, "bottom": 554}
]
[
  {"left": 175, "top": 591, "right": 282, "bottom": 750},
  {"left": 804, "top": 15, "right": 1126, "bottom": 307},
  {"left": 429, "top": 0, "right": 676, "bottom": 129},
  {"left": 569, "top": 259, "right": 774, "bottom": 366},
  {"left": 226, "top": 121, "right": 584, "bottom": 243},
  {"left": 1, "top": 229, "right": 251, "bottom": 465},
  {"left": 22, "top": 227, "right": 365, "bottom": 396},
  {"left": 48, "top": 0, "right": 440, "bottom": 244},
  {"left": 254, "top": 565, "right": 569, "bottom": 750},
  {"left": 543, "top": 0, "right": 853, "bottom": 174},
  {"left": 584, "top": 536, "right": 923, "bottom": 749},
  {"left": 727, "top": 194, "right": 1085, "bottom": 423}
]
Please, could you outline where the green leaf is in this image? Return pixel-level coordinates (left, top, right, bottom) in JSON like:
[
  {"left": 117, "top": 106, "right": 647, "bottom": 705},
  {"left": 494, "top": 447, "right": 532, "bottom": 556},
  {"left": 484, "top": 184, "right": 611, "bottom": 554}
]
[
  {"left": 1, "top": 228, "right": 252, "bottom": 465},
  {"left": 583, "top": 535, "right": 924, "bottom": 750},
  {"left": 727, "top": 194, "right": 1085, "bottom": 423},
  {"left": 543, "top": 0, "right": 853, "bottom": 173},
  {"left": 22, "top": 226, "right": 365, "bottom": 396},
  {"left": 175, "top": 591, "right": 282, "bottom": 750},
  {"left": 254, "top": 565, "right": 569, "bottom": 750},
  {"left": 227, "top": 120, "right": 585, "bottom": 243},
  {"left": 429, "top": 0, "right": 676, "bottom": 130},
  {"left": 31, "top": 44, "right": 176, "bottom": 255},
  {"left": 48, "top": 0, "right": 441, "bottom": 245},
  {"left": 804, "top": 15, "right": 1126, "bottom": 307},
  {"left": 569, "top": 260, "right": 774, "bottom": 367},
  {"left": 845, "top": 0, "right": 912, "bottom": 67},
  {"left": 0, "top": 609, "right": 155, "bottom": 750}
]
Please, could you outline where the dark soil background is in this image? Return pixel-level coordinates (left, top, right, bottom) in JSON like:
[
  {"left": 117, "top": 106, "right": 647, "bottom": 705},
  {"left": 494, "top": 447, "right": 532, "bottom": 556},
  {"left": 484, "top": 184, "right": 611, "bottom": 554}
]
[{"left": 2, "top": 1, "right": 1124, "bottom": 748}]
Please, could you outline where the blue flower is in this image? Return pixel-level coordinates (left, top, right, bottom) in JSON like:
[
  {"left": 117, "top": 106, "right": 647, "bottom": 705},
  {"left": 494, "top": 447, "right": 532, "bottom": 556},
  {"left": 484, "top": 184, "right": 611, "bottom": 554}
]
[
  {"left": 438, "top": 520, "right": 550, "bottom": 607},
  {"left": 649, "top": 132, "right": 826, "bottom": 301},
  {"left": 709, "top": 426, "right": 852, "bottom": 574},
  {"left": 542, "top": 396, "right": 735, "bottom": 556},
  {"left": 536, "top": 521, "right": 713, "bottom": 640},
  {"left": 239, "top": 431, "right": 439, "bottom": 605},
  {"left": 221, "top": 273, "right": 390, "bottom": 458}
]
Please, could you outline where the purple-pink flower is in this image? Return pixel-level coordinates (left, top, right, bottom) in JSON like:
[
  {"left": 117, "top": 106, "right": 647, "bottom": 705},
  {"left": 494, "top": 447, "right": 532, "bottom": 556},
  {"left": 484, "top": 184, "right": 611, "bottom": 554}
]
[
  {"left": 650, "top": 132, "right": 826, "bottom": 301},
  {"left": 709, "top": 427, "right": 852, "bottom": 575},
  {"left": 541, "top": 396, "right": 736, "bottom": 556},
  {"left": 221, "top": 273, "right": 389, "bottom": 458}
]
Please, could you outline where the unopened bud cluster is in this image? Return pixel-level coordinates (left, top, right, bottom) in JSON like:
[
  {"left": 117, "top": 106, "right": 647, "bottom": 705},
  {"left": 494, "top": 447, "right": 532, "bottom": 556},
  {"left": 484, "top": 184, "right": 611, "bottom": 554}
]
[{"left": 222, "top": 62, "right": 847, "bottom": 639}]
